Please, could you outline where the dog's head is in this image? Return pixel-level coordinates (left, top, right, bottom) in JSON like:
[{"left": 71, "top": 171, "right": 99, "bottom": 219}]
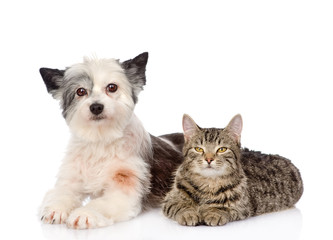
[{"left": 40, "top": 52, "right": 148, "bottom": 142}]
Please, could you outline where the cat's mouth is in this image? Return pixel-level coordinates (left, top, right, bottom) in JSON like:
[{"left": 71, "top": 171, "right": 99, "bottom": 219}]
[
  {"left": 204, "top": 164, "right": 216, "bottom": 170},
  {"left": 199, "top": 166, "right": 222, "bottom": 178}
]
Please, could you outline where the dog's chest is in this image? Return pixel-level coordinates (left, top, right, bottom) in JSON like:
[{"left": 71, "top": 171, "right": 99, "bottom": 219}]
[
  {"left": 78, "top": 156, "right": 113, "bottom": 195},
  {"left": 66, "top": 141, "right": 139, "bottom": 196}
]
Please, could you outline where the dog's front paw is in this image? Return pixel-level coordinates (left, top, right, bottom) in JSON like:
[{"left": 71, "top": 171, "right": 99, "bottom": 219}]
[
  {"left": 66, "top": 207, "right": 114, "bottom": 229},
  {"left": 40, "top": 208, "right": 69, "bottom": 224}
]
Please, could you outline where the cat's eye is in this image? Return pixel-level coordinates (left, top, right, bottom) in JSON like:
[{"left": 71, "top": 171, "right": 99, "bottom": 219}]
[
  {"left": 106, "top": 83, "right": 118, "bottom": 93},
  {"left": 194, "top": 147, "right": 204, "bottom": 153},
  {"left": 76, "top": 88, "right": 87, "bottom": 96},
  {"left": 217, "top": 147, "right": 227, "bottom": 153}
]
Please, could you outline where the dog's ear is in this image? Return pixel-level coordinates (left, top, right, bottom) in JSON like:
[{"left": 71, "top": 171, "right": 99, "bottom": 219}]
[
  {"left": 121, "top": 52, "right": 148, "bottom": 71},
  {"left": 121, "top": 52, "right": 148, "bottom": 103},
  {"left": 39, "top": 68, "right": 65, "bottom": 98}
]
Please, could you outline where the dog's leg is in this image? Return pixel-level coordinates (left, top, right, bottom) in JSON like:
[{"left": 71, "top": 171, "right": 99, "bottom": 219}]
[
  {"left": 66, "top": 189, "right": 141, "bottom": 229},
  {"left": 39, "top": 185, "right": 83, "bottom": 225},
  {"left": 66, "top": 164, "right": 145, "bottom": 229}
]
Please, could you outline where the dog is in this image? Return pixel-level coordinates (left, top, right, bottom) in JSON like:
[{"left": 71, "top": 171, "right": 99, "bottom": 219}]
[{"left": 39, "top": 52, "right": 184, "bottom": 229}]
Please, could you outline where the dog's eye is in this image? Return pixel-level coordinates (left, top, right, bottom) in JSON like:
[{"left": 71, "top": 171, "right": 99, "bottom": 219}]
[
  {"left": 106, "top": 84, "right": 118, "bottom": 93},
  {"left": 76, "top": 88, "right": 87, "bottom": 96}
]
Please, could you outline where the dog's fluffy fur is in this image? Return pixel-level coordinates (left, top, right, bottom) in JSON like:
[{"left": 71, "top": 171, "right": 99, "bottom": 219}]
[{"left": 39, "top": 53, "right": 184, "bottom": 229}]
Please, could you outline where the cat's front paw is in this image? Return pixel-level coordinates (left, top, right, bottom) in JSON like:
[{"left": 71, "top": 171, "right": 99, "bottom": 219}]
[
  {"left": 202, "top": 211, "right": 228, "bottom": 226},
  {"left": 66, "top": 207, "right": 114, "bottom": 229},
  {"left": 40, "top": 207, "right": 70, "bottom": 224},
  {"left": 175, "top": 209, "right": 200, "bottom": 226}
]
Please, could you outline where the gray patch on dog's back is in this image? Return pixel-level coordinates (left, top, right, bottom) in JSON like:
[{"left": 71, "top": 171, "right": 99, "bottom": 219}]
[{"left": 143, "top": 133, "right": 184, "bottom": 207}]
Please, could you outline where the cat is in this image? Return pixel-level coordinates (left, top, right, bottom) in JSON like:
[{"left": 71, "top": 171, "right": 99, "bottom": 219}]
[{"left": 162, "top": 114, "right": 303, "bottom": 226}]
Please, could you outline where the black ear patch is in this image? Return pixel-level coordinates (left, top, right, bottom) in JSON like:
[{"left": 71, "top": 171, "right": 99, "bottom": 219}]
[
  {"left": 121, "top": 52, "right": 149, "bottom": 104},
  {"left": 39, "top": 68, "right": 65, "bottom": 93},
  {"left": 122, "top": 52, "right": 148, "bottom": 70}
]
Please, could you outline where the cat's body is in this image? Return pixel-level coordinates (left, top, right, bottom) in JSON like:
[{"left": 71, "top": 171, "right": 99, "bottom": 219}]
[
  {"left": 240, "top": 148, "right": 303, "bottom": 216},
  {"left": 162, "top": 115, "right": 303, "bottom": 226}
]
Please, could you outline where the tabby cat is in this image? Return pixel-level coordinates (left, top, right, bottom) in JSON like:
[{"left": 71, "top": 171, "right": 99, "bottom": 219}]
[{"left": 162, "top": 114, "right": 303, "bottom": 226}]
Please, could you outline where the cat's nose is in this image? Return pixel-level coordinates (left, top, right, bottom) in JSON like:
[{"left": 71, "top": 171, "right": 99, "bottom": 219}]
[{"left": 205, "top": 157, "right": 214, "bottom": 164}]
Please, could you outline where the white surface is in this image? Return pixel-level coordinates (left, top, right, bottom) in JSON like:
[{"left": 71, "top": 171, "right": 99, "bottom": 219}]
[{"left": 0, "top": 0, "right": 332, "bottom": 239}]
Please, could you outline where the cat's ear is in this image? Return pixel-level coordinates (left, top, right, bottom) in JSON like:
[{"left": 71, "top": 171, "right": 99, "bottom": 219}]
[
  {"left": 226, "top": 114, "right": 243, "bottom": 144},
  {"left": 182, "top": 114, "right": 200, "bottom": 141}
]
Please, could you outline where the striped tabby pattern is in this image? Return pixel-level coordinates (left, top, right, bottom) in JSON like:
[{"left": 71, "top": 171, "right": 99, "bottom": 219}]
[{"left": 162, "top": 114, "right": 303, "bottom": 226}]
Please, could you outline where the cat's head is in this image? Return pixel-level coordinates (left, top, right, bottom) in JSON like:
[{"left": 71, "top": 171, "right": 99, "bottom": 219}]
[{"left": 182, "top": 114, "right": 243, "bottom": 178}]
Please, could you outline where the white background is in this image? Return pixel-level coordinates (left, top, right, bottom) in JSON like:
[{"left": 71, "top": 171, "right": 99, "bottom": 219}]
[{"left": 0, "top": 0, "right": 332, "bottom": 239}]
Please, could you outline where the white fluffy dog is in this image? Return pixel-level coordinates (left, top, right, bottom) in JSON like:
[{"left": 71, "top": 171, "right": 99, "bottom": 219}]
[{"left": 39, "top": 53, "right": 184, "bottom": 229}]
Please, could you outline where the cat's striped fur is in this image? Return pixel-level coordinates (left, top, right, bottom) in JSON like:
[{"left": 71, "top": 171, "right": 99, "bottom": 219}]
[{"left": 162, "top": 114, "right": 303, "bottom": 226}]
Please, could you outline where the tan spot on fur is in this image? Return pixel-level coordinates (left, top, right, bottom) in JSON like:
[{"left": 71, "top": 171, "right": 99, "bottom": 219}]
[{"left": 112, "top": 169, "right": 137, "bottom": 191}]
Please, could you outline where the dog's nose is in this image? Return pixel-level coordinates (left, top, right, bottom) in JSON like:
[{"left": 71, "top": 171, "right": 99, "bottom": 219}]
[{"left": 90, "top": 103, "right": 104, "bottom": 115}]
